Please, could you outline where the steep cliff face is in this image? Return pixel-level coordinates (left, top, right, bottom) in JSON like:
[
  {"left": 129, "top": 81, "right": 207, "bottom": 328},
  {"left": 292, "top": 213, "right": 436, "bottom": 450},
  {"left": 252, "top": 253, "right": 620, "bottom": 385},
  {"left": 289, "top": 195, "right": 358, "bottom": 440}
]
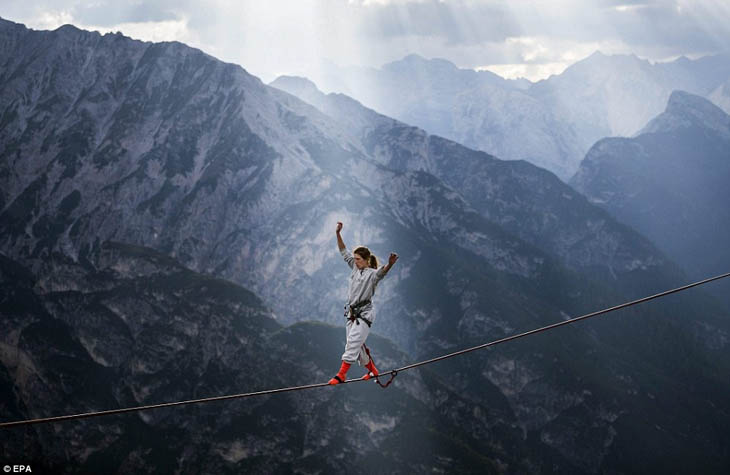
[
  {"left": 0, "top": 19, "right": 358, "bottom": 326},
  {"left": 572, "top": 91, "right": 730, "bottom": 304},
  {"left": 2, "top": 19, "right": 730, "bottom": 473}
]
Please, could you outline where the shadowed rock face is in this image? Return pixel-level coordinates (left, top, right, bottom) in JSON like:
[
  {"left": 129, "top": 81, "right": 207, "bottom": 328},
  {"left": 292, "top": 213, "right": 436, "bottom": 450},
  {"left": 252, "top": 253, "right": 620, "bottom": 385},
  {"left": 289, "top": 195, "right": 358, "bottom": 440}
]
[
  {"left": 572, "top": 91, "right": 730, "bottom": 307},
  {"left": 2, "top": 19, "right": 730, "bottom": 473}
]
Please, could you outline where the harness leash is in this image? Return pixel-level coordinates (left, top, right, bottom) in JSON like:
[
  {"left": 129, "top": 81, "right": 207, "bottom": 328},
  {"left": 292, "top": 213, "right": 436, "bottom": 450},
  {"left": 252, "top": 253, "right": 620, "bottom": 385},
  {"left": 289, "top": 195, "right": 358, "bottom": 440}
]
[
  {"left": 373, "top": 371, "right": 398, "bottom": 388},
  {"left": 362, "top": 343, "right": 397, "bottom": 388}
]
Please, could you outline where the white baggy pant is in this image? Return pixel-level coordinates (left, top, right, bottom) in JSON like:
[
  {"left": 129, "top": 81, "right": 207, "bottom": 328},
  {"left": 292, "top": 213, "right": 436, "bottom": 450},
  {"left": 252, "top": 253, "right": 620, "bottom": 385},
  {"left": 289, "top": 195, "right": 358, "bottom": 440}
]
[{"left": 341, "top": 319, "right": 372, "bottom": 365}]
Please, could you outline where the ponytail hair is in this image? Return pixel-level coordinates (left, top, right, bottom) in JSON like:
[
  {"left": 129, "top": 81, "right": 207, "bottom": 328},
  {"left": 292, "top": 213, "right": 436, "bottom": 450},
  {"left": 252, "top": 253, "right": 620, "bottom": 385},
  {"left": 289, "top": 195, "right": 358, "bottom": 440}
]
[
  {"left": 368, "top": 254, "right": 378, "bottom": 269},
  {"left": 354, "top": 246, "right": 378, "bottom": 269}
]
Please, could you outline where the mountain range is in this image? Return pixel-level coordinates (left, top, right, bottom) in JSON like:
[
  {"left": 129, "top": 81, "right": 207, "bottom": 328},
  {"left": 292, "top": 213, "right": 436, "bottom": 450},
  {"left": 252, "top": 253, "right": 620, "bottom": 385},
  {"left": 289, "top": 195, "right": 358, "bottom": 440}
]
[
  {"left": 1, "top": 18, "right": 730, "bottom": 473},
  {"left": 306, "top": 52, "right": 730, "bottom": 180}
]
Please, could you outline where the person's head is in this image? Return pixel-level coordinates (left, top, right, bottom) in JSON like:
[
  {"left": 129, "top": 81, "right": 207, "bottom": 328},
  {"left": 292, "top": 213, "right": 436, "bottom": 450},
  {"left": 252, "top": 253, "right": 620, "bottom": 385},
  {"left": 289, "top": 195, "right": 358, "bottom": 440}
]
[{"left": 353, "top": 246, "right": 378, "bottom": 270}]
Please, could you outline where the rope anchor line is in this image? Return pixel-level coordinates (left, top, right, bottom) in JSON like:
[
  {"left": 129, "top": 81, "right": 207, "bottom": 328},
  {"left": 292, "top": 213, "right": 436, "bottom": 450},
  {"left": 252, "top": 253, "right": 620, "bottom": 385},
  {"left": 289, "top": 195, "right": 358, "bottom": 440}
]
[{"left": 1, "top": 271, "right": 728, "bottom": 429}]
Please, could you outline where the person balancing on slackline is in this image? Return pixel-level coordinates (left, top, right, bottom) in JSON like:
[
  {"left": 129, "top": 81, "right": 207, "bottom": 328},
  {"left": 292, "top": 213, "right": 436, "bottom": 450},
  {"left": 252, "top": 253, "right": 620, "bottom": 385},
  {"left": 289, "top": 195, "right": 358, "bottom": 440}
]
[{"left": 328, "top": 221, "right": 399, "bottom": 385}]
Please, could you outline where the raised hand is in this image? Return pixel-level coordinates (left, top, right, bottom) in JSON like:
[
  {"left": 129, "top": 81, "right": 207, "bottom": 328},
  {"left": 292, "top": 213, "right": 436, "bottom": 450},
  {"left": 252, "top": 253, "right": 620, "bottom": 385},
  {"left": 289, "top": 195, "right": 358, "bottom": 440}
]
[
  {"left": 336, "top": 221, "right": 343, "bottom": 233},
  {"left": 388, "top": 253, "right": 399, "bottom": 266}
]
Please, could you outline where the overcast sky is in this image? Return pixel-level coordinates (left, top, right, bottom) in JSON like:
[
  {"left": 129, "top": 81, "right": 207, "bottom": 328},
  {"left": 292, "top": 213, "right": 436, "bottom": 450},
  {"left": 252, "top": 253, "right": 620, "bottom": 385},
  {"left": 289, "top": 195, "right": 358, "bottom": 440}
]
[{"left": 2, "top": 0, "right": 729, "bottom": 82}]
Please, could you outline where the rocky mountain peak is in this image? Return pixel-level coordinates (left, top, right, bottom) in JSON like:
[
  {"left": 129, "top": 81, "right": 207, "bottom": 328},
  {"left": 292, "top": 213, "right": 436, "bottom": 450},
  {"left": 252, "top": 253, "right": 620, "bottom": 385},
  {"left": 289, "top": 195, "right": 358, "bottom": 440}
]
[
  {"left": 588, "top": 50, "right": 607, "bottom": 60},
  {"left": 561, "top": 51, "right": 649, "bottom": 79},
  {"left": 382, "top": 54, "right": 463, "bottom": 78},
  {"left": 666, "top": 89, "right": 725, "bottom": 116},
  {"left": 54, "top": 23, "right": 83, "bottom": 34},
  {"left": 269, "top": 75, "right": 323, "bottom": 102},
  {"left": 640, "top": 90, "right": 730, "bottom": 138}
]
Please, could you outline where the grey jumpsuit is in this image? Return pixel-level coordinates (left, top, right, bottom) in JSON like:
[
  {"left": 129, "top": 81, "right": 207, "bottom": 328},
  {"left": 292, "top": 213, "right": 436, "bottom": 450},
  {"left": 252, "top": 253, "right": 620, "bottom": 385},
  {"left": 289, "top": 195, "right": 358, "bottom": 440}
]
[{"left": 340, "top": 247, "right": 388, "bottom": 365}]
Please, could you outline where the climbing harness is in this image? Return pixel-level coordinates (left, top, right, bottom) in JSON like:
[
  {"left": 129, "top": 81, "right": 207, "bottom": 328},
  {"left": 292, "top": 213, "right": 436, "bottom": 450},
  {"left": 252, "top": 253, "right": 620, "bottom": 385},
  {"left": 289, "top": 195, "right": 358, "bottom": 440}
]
[
  {"left": 345, "top": 299, "right": 372, "bottom": 327},
  {"left": 1, "top": 271, "right": 728, "bottom": 428}
]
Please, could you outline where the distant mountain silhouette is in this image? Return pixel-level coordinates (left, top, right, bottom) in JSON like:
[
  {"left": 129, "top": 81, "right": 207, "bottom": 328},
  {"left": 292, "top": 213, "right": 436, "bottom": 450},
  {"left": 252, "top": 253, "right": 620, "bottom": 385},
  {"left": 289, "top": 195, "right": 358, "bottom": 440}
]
[
  {"left": 307, "top": 51, "right": 730, "bottom": 180},
  {"left": 572, "top": 91, "right": 730, "bottom": 307}
]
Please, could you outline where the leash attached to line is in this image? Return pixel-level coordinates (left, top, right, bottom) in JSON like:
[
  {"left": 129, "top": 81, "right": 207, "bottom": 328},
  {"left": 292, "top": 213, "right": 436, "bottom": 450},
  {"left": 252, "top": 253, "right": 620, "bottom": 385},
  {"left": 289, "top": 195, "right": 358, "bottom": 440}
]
[
  {"left": 363, "top": 343, "right": 397, "bottom": 388},
  {"left": 1, "top": 271, "right": 728, "bottom": 429}
]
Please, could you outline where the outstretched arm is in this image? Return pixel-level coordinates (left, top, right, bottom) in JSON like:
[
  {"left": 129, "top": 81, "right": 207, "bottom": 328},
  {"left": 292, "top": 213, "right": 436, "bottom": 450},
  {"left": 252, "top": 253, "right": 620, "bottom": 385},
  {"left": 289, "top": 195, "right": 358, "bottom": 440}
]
[
  {"left": 337, "top": 222, "right": 354, "bottom": 269},
  {"left": 376, "top": 252, "right": 399, "bottom": 280},
  {"left": 336, "top": 221, "right": 345, "bottom": 251}
]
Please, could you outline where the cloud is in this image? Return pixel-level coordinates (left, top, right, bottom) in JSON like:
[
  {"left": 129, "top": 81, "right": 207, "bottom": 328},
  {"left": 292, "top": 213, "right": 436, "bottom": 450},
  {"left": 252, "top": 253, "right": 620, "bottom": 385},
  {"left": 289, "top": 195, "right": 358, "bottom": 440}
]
[
  {"left": 88, "top": 18, "right": 194, "bottom": 44},
  {"left": 28, "top": 9, "right": 75, "bottom": 31},
  {"left": 354, "top": 0, "right": 522, "bottom": 45},
  {"left": 476, "top": 36, "right": 631, "bottom": 80},
  {"left": 2, "top": 0, "right": 729, "bottom": 82},
  {"left": 331, "top": 0, "right": 730, "bottom": 74},
  {"left": 478, "top": 62, "right": 569, "bottom": 82},
  {"left": 70, "top": 0, "right": 183, "bottom": 27},
  {"left": 613, "top": 1, "right": 730, "bottom": 54}
]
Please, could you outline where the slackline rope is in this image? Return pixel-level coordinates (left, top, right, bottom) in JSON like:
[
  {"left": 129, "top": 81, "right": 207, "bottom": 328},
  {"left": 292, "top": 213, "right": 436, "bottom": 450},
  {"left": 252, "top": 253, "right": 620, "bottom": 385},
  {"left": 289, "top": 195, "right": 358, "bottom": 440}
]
[{"left": 2, "top": 271, "right": 728, "bottom": 429}]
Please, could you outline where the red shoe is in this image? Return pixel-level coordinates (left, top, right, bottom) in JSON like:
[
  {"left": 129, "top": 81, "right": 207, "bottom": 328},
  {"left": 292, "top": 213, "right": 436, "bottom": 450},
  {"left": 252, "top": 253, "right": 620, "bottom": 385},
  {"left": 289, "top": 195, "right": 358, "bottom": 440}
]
[
  {"left": 328, "top": 361, "right": 351, "bottom": 385},
  {"left": 362, "top": 360, "right": 379, "bottom": 380}
]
